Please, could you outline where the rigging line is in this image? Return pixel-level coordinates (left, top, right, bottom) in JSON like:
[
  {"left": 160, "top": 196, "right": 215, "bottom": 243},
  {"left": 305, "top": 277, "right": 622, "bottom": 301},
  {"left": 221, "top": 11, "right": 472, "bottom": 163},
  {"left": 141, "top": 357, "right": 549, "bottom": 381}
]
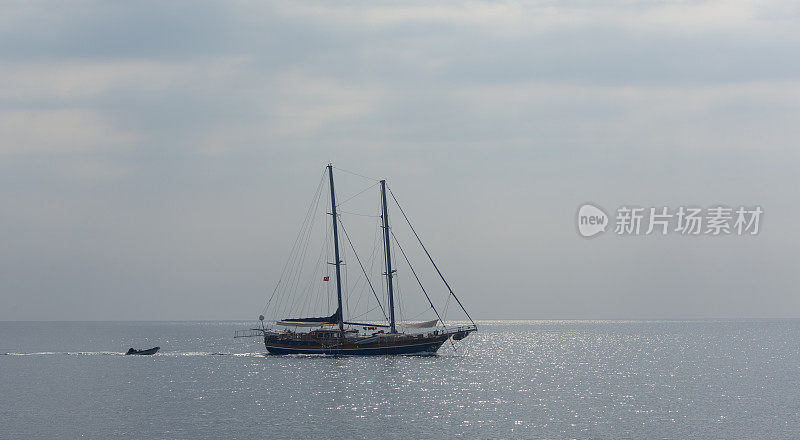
[
  {"left": 403, "top": 306, "right": 432, "bottom": 321},
  {"left": 338, "top": 216, "right": 389, "bottom": 321},
  {"left": 297, "top": 242, "right": 327, "bottom": 319},
  {"left": 370, "top": 215, "right": 388, "bottom": 324},
  {"left": 349, "top": 304, "right": 381, "bottom": 320},
  {"left": 325, "top": 214, "right": 331, "bottom": 313},
  {"left": 267, "top": 171, "right": 323, "bottom": 317},
  {"left": 279, "top": 171, "right": 326, "bottom": 317},
  {"left": 283, "top": 169, "right": 328, "bottom": 318},
  {"left": 262, "top": 170, "right": 326, "bottom": 317},
  {"left": 392, "top": 237, "right": 404, "bottom": 323},
  {"left": 317, "top": 273, "right": 328, "bottom": 317},
  {"left": 350, "top": 274, "right": 366, "bottom": 313},
  {"left": 309, "top": 259, "right": 323, "bottom": 318},
  {"left": 388, "top": 187, "right": 476, "bottom": 327},
  {"left": 337, "top": 182, "right": 379, "bottom": 208},
  {"left": 332, "top": 166, "right": 379, "bottom": 182},
  {"left": 365, "top": 216, "right": 385, "bottom": 324},
  {"left": 326, "top": 199, "right": 335, "bottom": 318},
  {"left": 443, "top": 296, "right": 451, "bottom": 324},
  {"left": 298, "top": 230, "right": 327, "bottom": 301},
  {"left": 390, "top": 231, "right": 440, "bottom": 317},
  {"left": 338, "top": 210, "right": 380, "bottom": 218},
  {"left": 284, "top": 181, "right": 324, "bottom": 318},
  {"left": 343, "top": 240, "right": 349, "bottom": 321},
  {"left": 349, "top": 245, "right": 372, "bottom": 314}
]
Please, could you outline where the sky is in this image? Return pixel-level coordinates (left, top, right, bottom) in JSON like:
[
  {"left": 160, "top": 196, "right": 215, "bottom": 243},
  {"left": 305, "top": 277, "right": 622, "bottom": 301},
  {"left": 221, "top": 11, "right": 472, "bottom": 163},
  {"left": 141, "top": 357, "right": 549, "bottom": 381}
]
[{"left": 1, "top": 0, "right": 799, "bottom": 321}]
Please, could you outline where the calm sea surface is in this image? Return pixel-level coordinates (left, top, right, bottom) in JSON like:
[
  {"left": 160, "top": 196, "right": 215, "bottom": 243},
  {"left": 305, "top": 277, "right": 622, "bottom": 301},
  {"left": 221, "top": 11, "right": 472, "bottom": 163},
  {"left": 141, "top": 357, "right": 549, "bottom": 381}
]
[{"left": 2, "top": 320, "right": 799, "bottom": 439}]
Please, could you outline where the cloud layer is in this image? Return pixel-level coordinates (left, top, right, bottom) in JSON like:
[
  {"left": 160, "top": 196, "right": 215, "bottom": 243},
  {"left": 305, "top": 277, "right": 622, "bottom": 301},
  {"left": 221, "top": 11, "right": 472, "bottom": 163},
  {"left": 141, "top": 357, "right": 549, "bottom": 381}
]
[{"left": 1, "top": 0, "right": 798, "bottom": 320}]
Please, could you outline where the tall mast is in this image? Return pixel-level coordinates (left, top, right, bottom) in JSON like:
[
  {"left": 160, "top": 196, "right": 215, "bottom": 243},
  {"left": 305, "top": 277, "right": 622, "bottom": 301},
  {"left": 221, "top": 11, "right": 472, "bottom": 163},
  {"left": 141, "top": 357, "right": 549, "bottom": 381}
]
[
  {"left": 380, "top": 180, "right": 397, "bottom": 333},
  {"left": 328, "top": 164, "right": 345, "bottom": 332}
]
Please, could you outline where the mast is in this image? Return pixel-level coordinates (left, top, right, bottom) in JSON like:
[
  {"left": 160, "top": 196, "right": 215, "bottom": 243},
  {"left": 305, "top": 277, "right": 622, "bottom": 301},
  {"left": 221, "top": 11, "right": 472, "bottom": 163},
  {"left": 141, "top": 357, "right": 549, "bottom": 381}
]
[
  {"left": 380, "top": 180, "right": 397, "bottom": 333},
  {"left": 327, "top": 164, "right": 345, "bottom": 332}
]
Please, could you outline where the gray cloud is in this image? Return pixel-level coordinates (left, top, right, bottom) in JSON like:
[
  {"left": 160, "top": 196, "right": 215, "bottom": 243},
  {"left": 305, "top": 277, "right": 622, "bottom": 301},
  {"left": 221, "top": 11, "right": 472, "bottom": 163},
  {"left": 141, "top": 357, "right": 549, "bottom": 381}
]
[{"left": 1, "top": 0, "right": 798, "bottom": 320}]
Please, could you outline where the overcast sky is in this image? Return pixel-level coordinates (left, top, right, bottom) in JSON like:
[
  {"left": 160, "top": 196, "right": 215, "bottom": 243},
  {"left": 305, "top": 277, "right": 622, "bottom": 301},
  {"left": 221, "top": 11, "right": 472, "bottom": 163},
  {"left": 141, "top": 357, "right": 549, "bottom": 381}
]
[{"left": 1, "top": 0, "right": 799, "bottom": 320}]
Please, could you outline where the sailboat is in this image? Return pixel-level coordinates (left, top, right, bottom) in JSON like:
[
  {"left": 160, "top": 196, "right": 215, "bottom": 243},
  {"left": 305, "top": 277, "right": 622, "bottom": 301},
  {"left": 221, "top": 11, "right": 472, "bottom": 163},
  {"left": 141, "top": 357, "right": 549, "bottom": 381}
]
[{"left": 236, "top": 164, "right": 476, "bottom": 355}]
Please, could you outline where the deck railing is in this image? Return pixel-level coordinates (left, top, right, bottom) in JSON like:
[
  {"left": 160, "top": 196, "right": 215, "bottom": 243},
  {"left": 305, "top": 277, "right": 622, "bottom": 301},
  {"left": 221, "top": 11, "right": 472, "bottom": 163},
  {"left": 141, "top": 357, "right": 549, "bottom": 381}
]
[{"left": 235, "top": 324, "right": 476, "bottom": 339}]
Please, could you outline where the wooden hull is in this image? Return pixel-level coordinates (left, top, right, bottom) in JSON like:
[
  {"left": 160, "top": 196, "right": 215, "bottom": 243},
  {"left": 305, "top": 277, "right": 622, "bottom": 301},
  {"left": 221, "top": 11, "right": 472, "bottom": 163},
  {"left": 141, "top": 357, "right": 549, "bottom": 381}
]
[{"left": 264, "top": 334, "right": 450, "bottom": 356}]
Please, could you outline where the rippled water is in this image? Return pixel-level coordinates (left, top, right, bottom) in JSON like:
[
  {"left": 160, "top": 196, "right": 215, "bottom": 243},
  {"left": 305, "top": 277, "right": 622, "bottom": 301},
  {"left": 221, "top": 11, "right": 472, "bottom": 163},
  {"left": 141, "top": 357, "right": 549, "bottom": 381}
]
[{"left": 2, "top": 320, "right": 799, "bottom": 439}]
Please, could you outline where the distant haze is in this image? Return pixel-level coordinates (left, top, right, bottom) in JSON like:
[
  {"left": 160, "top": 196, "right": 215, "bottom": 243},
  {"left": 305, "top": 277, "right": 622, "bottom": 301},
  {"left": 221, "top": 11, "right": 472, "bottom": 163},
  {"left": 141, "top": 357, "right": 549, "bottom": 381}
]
[{"left": 1, "top": 1, "right": 799, "bottom": 320}]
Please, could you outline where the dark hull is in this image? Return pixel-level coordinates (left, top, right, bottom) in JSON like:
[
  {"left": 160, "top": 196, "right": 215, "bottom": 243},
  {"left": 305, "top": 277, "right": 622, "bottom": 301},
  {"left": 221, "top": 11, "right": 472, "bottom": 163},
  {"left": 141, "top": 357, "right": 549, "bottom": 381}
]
[
  {"left": 125, "top": 347, "right": 160, "bottom": 355},
  {"left": 264, "top": 335, "right": 449, "bottom": 356}
]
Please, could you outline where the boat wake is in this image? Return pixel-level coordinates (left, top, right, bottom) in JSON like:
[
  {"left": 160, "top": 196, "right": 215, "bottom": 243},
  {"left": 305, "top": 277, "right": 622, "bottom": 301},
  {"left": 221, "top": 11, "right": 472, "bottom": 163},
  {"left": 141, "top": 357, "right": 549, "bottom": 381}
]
[
  {"left": 169, "top": 351, "right": 261, "bottom": 357},
  {"left": 2, "top": 351, "right": 265, "bottom": 357},
  {"left": 2, "top": 351, "right": 124, "bottom": 356},
  {"left": 1, "top": 350, "right": 460, "bottom": 358}
]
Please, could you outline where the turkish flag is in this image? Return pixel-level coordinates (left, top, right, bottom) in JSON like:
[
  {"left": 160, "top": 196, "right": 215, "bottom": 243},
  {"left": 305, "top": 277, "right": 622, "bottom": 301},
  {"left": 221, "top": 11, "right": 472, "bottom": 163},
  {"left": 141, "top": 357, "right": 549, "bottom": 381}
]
[{"left": 323, "top": 276, "right": 330, "bottom": 281}]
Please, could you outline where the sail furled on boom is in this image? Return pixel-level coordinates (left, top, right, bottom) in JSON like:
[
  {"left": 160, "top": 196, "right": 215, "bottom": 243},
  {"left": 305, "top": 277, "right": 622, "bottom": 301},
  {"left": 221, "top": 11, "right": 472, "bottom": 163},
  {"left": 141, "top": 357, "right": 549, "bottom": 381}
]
[
  {"left": 278, "top": 306, "right": 342, "bottom": 327},
  {"left": 400, "top": 319, "right": 439, "bottom": 328}
]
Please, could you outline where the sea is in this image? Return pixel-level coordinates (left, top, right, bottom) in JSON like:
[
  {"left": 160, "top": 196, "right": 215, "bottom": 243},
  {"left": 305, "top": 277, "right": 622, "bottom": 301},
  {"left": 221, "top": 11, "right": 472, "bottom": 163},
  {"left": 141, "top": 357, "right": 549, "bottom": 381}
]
[{"left": 1, "top": 320, "right": 799, "bottom": 439}]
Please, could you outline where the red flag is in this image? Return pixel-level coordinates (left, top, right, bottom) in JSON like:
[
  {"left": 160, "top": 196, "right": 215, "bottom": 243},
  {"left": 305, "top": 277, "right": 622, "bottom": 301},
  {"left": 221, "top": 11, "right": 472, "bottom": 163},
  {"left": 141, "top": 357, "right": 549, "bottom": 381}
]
[{"left": 323, "top": 276, "right": 329, "bottom": 281}]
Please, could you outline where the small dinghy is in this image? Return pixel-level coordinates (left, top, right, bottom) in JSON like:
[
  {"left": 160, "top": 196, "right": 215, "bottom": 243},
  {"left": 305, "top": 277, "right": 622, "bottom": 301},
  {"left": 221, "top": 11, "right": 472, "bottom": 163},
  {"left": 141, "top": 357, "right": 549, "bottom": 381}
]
[{"left": 125, "top": 347, "right": 160, "bottom": 355}]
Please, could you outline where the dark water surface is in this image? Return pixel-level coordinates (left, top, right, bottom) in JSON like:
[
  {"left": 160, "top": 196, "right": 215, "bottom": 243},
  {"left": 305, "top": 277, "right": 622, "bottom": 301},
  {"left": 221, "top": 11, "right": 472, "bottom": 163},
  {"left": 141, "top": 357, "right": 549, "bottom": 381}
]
[{"left": 2, "top": 320, "right": 799, "bottom": 439}]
